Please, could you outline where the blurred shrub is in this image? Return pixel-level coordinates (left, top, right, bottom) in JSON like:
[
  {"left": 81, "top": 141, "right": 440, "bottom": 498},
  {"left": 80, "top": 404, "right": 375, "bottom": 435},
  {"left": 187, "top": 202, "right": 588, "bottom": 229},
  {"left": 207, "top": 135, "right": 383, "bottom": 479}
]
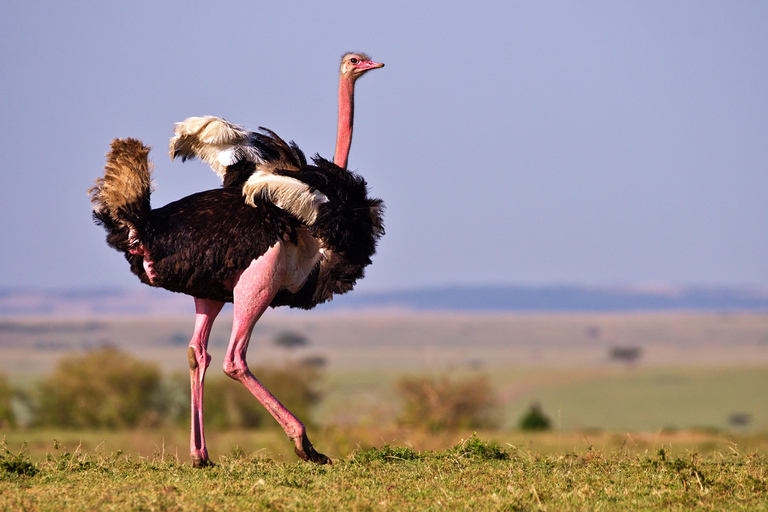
[
  {"left": 0, "top": 374, "right": 16, "bottom": 428},
  {"left": 518, "top": 402, "right": 551, "bottom": 431},
  {"left": 199, "top": 363, "right": 323, "bottom": 430},
  {"left": 396, "top": 374, "right": 499, "bottom": 432},
  {"left": 34, "top": 347, "right": 163, "bottom": 429}
]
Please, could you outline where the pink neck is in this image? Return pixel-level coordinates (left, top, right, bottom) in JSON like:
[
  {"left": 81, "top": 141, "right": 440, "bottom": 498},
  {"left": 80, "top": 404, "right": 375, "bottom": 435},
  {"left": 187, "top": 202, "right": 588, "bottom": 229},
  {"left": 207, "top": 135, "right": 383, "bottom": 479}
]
[{"left": 334, "top": 76, "right": 355, "bottom": 168}]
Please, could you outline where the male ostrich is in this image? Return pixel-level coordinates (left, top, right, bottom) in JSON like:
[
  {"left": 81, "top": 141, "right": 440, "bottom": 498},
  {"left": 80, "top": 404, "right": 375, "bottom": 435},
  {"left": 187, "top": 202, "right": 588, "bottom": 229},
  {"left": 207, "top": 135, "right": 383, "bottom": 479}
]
[{"left": 89, "top": 53, "right": 384, "bottom": 466}]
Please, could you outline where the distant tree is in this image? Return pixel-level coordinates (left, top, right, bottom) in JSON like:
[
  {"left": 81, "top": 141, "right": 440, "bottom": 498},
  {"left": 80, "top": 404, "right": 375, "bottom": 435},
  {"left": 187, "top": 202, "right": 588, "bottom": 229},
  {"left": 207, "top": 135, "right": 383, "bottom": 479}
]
[
  {"left": 169, "top": 332, "right": 188, "bottom": 346},
  {"left": 0, "top": 374, "right": 16, "bottom": 428},
  {"left": 34, "top": 347, "right": 163, "bottom": 428},
  {"left": 274, "top": 331, "right": 309, "bottom": 350},
  {"left": 298, "top": 355, "right": 328, "bottom": 370},
  {"left": 609, "top": 346, "right": 643, "bottom": 366},
  {"left": 518, "top": 402, "right": 551, "bottom": 431},
  {"left": 728, "top": 413, "right": 752, "bottom": 429},
  {"left": 585, "top": 325, "right": 601, "bottom": 340}
]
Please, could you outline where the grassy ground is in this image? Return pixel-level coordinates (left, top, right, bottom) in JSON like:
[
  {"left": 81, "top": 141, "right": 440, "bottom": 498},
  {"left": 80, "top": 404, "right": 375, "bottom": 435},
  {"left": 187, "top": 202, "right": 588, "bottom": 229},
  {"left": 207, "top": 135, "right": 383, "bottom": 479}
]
[
  {"left": 2, "top": 434, "right": 767, "bottom": 511},
  {"left": 2, "top": 313, "right": 767, "bottom": 508},
  {"left": 6, "top": 425, "right": 768, "bottom": 465}
]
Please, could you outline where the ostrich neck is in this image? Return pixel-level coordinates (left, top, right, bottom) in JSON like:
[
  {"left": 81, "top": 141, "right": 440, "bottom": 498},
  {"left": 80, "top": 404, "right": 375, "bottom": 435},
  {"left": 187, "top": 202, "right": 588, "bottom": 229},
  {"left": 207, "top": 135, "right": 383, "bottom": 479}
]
[{"left": 334, "top": 76, "right": 355, "bottom": 168}]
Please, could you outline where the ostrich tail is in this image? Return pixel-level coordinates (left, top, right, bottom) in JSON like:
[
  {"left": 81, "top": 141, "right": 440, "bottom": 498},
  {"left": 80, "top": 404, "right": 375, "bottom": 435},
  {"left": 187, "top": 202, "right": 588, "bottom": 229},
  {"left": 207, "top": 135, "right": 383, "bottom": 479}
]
[{"left": 89, "top": 138, "right": 153, "bottom": 252}]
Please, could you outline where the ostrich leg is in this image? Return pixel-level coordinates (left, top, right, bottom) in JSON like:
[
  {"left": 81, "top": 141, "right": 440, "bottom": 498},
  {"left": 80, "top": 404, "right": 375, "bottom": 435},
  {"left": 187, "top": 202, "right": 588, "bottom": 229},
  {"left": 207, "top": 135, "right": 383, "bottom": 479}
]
[
  {"left": 188, "top": 297, "right": 225, "bottom": 467},
  {"left": 222, "top": 243, "right": 331, "bottom": 464}
]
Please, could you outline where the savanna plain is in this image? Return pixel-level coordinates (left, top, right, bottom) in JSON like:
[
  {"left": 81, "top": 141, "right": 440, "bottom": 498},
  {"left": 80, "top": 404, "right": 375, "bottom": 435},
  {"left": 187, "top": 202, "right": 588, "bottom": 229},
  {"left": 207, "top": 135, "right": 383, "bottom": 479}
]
[{"left": 1, "top": 310, "right": 768, "bottom": 510}]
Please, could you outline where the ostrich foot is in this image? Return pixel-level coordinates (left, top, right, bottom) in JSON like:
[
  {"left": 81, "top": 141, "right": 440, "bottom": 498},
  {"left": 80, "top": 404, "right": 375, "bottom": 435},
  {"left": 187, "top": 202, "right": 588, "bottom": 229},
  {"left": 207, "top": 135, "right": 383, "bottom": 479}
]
[
  {"left": 294, "top": 432, "right": 332, "bottom": 465},
  {"left": 191, "top": 452, "right": 215, "bottom": 468}
]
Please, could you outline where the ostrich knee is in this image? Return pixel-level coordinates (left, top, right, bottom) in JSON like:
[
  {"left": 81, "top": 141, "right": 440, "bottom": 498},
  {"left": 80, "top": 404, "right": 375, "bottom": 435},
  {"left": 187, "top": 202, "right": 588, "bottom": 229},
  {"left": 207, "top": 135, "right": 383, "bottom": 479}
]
[
  {"left": 188, "top": 345, "right": 211, "bottom": 373},
  {"left": 222, "top": 357, "right": 248, "bottom": 381}
]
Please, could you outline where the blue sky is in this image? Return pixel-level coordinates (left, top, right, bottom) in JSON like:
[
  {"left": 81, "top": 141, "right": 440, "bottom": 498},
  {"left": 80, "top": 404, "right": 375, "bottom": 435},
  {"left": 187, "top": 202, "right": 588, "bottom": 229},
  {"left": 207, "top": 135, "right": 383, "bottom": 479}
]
[{"left": 1, "top": 1, "right": 766, "bottom": 292}]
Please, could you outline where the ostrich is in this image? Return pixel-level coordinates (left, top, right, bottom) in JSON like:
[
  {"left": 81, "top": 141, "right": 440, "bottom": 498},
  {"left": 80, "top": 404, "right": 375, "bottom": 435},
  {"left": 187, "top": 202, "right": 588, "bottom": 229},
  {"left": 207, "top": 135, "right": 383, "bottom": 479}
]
[{"left": 89, "top": 53, "right": 384, "bottom": 467}]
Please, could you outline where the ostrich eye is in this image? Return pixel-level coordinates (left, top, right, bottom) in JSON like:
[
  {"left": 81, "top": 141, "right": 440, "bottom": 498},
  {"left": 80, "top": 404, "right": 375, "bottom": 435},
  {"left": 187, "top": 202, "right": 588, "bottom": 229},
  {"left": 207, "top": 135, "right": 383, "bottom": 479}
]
[{"left": 350, "top": 58, "right": 359, "bottom": 64}]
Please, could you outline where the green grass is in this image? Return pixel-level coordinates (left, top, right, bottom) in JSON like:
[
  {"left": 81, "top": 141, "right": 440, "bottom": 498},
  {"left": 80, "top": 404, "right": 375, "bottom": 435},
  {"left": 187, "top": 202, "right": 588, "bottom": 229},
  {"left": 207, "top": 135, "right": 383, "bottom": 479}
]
[
  {"left": 1, "top": 435, "right": 767, "bottom": 511},
  {"left": 495, "top": 366, "right": 768, "bottom": 432},
  {"left": 7, "top": 424, "right": 768, "bottom": 468}
]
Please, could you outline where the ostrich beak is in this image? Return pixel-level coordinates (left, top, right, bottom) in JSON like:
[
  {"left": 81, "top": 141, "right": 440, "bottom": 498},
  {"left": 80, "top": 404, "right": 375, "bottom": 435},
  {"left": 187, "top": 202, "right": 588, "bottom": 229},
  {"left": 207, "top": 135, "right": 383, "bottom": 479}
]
[{"left": 361, "top": 60, "right": 385, "bottom": 71}]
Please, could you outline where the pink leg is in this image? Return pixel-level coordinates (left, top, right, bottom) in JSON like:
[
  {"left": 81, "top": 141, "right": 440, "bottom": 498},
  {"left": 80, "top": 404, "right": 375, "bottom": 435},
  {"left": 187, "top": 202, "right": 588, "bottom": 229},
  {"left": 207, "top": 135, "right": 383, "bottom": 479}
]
[
  {"left": 222, "top": 243, "right": 331, "bottom": 464},
  {"left": 188, "top": 297, "right": 224, "bottom": 467}
]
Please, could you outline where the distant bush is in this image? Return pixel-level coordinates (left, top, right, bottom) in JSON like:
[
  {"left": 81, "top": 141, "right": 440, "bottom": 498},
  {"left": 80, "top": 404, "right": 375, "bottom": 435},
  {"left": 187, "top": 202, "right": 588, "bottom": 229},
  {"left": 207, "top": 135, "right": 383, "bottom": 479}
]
[
  {"left": 201, "top": 363, "right": 323, "bottom": 430},
  {"left": 351, "top": 445, "right": 420, "bottom": 464},
  {"left": 34, "top": 347, "right": 163, "bottom": 428},
  {"left": 518, "top": 402, "right": 551, "bottom": 431},
  {"left": 0, "top": 374, "right": 16, "bottom": 428},
  {"left": 396, "top": 374, "right": 499, "bottom": 432},
  {"left": 32, "top": 348, "right": 325, "bottom": 431},
  {"left": 0, "top": 441, "right": 37, "bottom": 478}
]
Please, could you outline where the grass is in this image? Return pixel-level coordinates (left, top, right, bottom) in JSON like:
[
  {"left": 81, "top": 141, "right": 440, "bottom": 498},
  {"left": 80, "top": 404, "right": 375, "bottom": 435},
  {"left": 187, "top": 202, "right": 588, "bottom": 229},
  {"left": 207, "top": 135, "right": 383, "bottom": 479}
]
[
  {"left": 2, "top": 312, "right": 768, "bottom": 508},
  {"left": 1, "top": 434, "right": 767, "bottom": 511},
  {"left": 7, "top": 424, "right": 768, "bottom": 465},
  {"left": 492, "top": 366, "right": 768, "bottom": 432}
]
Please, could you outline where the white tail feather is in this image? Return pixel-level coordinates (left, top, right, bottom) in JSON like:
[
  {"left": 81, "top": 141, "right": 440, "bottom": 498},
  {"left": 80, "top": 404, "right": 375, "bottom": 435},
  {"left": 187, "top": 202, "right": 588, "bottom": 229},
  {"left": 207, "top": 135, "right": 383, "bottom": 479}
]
[{"left": 243, "top": 171, "right": 328, "bottom": 225}]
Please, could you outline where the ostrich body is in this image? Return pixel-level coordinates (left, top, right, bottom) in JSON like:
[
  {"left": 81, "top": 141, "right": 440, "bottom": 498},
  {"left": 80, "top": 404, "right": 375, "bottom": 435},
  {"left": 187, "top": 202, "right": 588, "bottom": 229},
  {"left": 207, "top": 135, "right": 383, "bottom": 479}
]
[{"left": 89, "top": 53, "right": 384, "bottom": 466}]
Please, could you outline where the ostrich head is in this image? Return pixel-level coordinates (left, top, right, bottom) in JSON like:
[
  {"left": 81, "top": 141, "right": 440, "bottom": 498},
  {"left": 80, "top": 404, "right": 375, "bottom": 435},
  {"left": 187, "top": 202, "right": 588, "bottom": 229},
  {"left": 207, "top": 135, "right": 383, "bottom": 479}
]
[{"left": 340, "top": 53, "right": 384, "bottom": 81}]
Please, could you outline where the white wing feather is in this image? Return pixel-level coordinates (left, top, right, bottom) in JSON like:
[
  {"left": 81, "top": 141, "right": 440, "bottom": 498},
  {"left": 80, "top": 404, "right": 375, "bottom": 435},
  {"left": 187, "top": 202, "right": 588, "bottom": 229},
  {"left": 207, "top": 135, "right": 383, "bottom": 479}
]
[
  {"left": 170, "top": 116, "right": 266, "bottom": 179},
  {"left": 171, "top": 116, "right": 328, "bottom": 225},
  {"left": 243, "top": 171, "right": 328, "bottom": 226}
]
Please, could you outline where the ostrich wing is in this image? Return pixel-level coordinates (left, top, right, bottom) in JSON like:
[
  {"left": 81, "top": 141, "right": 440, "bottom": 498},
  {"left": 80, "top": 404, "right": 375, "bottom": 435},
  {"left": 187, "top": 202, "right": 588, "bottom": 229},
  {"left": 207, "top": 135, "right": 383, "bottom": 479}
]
[
  {"left": 170, "top": 116, "right": 327, "bottom": 225},
  {"left": 170, "top": 116, "right": 267, "bottom": 179}
]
